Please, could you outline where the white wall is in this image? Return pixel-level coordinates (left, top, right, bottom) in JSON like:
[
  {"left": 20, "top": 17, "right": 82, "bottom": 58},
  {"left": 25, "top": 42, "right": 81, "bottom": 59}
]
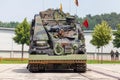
[
  {"left": 84, "top": 33, "right": 119, "bottom": 53},
  {"left": 0, "top": 30, "right": 29, "bottom": 51}
]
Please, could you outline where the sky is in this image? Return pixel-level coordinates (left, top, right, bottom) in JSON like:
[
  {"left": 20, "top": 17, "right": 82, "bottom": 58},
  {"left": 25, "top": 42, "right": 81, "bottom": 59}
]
[{"left": 0, "top": 0, "right": 120, "bottom": 22}]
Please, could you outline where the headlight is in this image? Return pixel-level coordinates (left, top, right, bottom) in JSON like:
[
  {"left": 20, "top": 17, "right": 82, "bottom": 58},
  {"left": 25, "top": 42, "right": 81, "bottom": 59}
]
[
  {"left": 36, "top": 41, "right": 46, "bottom": 44},
  {"left": 36, "top": 41, "right": 49, "bottom": 47}
]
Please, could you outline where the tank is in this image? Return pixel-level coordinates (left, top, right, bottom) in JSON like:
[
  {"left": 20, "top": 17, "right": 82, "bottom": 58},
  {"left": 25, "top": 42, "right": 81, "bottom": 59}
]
[{"left": 27, "top": 9, "right": 87, "bottom": 72}]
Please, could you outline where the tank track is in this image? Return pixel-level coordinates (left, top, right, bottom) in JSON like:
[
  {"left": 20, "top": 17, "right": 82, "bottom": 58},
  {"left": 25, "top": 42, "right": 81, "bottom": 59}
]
[
  {"left": 74, "top": 63, "right": 86, "bottom": 73},
  {"left": 27, "top": 63, "right": 86, "bottom": 73},
  {"left": 27, "top": 64, "right": 45, "bottom": 73}
]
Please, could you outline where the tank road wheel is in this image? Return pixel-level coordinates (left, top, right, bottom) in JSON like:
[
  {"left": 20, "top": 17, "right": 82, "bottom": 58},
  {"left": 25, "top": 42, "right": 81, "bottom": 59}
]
[
  {"left": 38, "top": 64, "right": 45, "bottom": 72},
  {"left": 74, "top": 63, "right": 86, "bottom": 73},
  {"left": 54, "top": 43, "right": 64, "bottom": 55}
]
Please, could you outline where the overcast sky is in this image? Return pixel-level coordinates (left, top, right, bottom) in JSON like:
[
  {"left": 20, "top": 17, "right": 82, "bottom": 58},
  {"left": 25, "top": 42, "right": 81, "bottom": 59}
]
[{"left": 0, "top": 0, "right": 120, "bottom": 22}]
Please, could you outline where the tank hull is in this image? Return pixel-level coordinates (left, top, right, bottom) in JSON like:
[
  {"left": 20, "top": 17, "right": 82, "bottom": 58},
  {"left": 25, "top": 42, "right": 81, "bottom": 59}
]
[{"left": 27, "top": 54, "right": 87, "bottom": 72}]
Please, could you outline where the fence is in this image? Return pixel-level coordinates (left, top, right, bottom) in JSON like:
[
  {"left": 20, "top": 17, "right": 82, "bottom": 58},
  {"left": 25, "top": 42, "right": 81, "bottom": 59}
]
[
  {"left": 0, "top": 50, "right": 28, "bottom": 58},
  {"left": 0, "top": 50, "right": 119, "bottom": 61},
  {"left": 87, "top": 52, "right": 120, "bottom": 61}
]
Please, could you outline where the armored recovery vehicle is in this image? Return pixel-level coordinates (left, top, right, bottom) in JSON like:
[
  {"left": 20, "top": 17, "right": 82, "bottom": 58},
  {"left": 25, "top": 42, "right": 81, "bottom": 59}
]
[{"left": 27, "top": 9, "right": 87, "bottom": 72}]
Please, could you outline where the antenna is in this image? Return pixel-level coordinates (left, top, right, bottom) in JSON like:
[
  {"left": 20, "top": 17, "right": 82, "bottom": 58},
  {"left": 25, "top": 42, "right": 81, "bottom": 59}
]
[
  {"left": 59, "top": 0, "right": 62, "bottom": 10},
  {"left": 76, "top": 5, "right": 78, "bottom": 15},
  {"left": 42, "top": 0, "right": 45, "bottom": 10},
  {"left": 59, "top": 0, "right": 61, "bottom": 4},
  {"left": 74, "top": 0, "right": 79, "bottom": 15},
  {"left": 69, "top": 0, "right": 71, "bottom": 13}
]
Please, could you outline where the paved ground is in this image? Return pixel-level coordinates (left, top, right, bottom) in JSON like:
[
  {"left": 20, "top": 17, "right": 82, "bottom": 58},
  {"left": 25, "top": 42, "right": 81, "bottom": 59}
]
[{"left": 0, "top": 64, "right": 120, "bottom": 80}]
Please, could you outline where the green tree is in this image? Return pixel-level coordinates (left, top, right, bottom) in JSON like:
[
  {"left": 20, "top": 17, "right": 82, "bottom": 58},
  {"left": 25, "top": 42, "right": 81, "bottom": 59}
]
[
  {"left": 13, "top": 18, "right": 30, "bottom": 60},
  {"left": 0, "top": 21, "right": 19, "bottom": 28},
  {"left": 113, "top": 24, "right": 120, "bottom": 48},
  {"left": 90, "top": 21, "right": 112, "bottom": 62},
  {"left": 78, "top": 12, "right": 120, "bottom": 30}
]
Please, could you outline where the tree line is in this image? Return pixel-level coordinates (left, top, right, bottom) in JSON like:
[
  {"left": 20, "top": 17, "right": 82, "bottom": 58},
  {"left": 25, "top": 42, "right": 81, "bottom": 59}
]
[
  {"left": 1, "top": 12, "right": 120, "bottom": 30},
  {"left": 0, "top": 21, "right": 19, "bottom": 28},
  {"left": 78, "top": 12, "right": 120, "bottom": 30}
]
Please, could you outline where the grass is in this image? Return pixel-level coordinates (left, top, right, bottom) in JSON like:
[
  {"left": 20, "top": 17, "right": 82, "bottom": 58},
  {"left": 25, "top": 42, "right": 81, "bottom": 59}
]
[
  {"left": 0, "top": 58, "right": 28, "bottom": 64},
  {"left": 0, "top": 58, "right": 120, "bottom": 64},
  {"left": 87, "top": 60, "right": 120, "bottom": 64}
]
